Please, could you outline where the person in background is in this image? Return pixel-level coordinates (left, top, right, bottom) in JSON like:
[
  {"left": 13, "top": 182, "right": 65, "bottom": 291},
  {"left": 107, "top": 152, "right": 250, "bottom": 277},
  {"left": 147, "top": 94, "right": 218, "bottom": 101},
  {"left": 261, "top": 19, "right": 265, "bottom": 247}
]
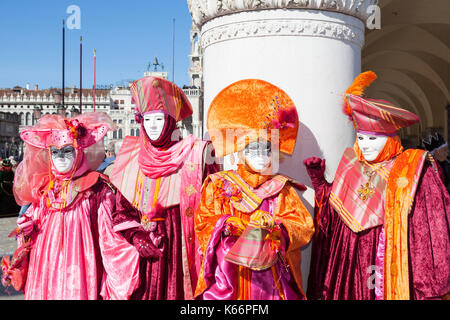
[
  {"left": 97, "top": 141, "right": 121, "bottom": 176},
  {"left": 0, "top": 159, "right": 20, "bottom": 215},
  {"left": 423, "top": 132, "right": 450, "bottom": 190}
]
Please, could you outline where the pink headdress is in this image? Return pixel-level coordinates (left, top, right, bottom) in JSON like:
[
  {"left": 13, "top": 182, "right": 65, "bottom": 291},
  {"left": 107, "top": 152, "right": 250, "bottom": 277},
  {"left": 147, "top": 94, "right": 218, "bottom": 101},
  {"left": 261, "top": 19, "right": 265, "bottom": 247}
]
[
  {"left": 131, "top": 76, "right": 193, "bottom": 123},
  {"left": 343, "top": 71, "right": 419, "bottom": 136},
  {"left": 14, "top": 112, "right": 116, "bottom": 205},
  {"left": 345, "top": 95, "right": 419, "bottom": 136},
  {"left": 20, "top": 116, "right": 109, "bottom": 149}
]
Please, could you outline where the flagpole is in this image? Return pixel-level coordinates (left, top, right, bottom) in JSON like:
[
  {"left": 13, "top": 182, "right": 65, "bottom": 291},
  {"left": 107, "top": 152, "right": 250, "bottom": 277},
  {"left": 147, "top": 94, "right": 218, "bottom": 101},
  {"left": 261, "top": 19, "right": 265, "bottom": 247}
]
[
  {"left": 80, "top": 36, "right": 83, "bottom": 114},
  {"left": 93, "top": 49, "right": 96, "bottom": 112},
  {"left": 172, "top": 18, "right": 175, "bottom": 82},
  {"left": 62, "top": 19, "right": 65, "bottom": 109}
]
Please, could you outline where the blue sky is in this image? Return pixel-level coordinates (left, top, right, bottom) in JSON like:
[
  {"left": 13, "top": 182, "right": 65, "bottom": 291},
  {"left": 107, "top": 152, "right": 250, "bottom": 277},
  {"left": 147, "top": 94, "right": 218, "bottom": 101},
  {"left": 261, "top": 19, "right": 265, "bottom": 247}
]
[{"left": 0, "top": 0, "right": 194, "bottom": 90}]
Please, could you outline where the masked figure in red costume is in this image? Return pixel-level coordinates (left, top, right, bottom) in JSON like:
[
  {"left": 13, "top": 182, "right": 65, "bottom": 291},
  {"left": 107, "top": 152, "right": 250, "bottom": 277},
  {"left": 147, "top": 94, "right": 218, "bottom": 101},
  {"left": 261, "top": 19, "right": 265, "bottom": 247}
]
[
  {"left": 4, "top": 113, "right": 140, "bottom": 300},
  {"left": 109, "top": 76, "right": 219, "bottom": 300},
  {"left": 304, "top": 72, "right": 450, "bottom": 300}
]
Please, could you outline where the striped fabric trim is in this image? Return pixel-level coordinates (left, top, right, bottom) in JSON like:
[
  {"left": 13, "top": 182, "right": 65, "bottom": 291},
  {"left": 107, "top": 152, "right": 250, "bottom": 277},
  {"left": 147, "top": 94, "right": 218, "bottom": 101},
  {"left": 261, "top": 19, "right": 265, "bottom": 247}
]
[
  {"left": 237, "top": 266, "right": 251, "bottom": 300},
  {"left": 132, "top": 168, "right": 145, "bottom": 210},
  {"left": 330, "top": 192, "right": 364, "bottom": 232}
]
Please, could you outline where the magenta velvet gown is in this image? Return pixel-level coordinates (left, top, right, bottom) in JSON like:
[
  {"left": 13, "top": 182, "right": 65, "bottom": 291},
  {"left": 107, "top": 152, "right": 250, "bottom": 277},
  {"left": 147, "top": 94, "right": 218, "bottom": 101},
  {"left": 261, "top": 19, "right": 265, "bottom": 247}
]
[
  {"left": 306, "top": 162, "right": 450, "bottom": 300},
  {"left": 22, "top": 180, "right": 140, "bottom": 300},
  {"left": 113, "top": 162, "right": 218, "bottom": 300}
]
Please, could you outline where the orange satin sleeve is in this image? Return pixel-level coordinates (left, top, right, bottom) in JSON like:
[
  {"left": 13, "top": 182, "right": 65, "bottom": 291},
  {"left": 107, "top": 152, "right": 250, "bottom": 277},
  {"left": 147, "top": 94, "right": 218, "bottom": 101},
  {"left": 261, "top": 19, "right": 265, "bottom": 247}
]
[
  {"left": 275, "top": 184, "right": 314, "bottom": 251},
  {"left": 274, "top": 184, "right": 315, "bottom": 296},
  {"left": 195, "top": 177, "right": 236, "bottom": 255},
  {"left": 195, "top": 178, "right": 220, "bottom": 256}
]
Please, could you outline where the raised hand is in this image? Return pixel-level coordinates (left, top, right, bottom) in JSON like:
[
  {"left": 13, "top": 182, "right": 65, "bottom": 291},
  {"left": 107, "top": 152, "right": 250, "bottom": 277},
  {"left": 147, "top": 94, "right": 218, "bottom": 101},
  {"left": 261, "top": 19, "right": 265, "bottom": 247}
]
[{"left": 303, "top": 157, "right": 327, "bottom": 190}]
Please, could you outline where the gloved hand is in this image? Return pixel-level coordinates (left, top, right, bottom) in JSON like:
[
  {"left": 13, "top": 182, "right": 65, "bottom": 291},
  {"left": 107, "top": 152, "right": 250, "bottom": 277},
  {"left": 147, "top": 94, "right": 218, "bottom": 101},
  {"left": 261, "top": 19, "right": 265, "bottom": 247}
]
[
  {"left": 303, "top": 157, "right": 327, "bottom": 190},
  {"left": 249, "top": 210, "right": 275, "bottom": 230},
  {"left": 132, "top": 230, "right": 164, "bottom": 260},
  {"left": 17, "top": 216, "right": 35, "bottom": 237}
]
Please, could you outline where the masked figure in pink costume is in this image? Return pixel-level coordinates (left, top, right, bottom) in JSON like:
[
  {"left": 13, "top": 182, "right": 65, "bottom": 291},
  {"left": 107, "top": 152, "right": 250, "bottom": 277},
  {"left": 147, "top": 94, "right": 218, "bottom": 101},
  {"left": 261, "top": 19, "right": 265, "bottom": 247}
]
[
  {"left": 304, "top": 72, "right": 450, "bottom": 300},
  {"left": 6, "top": 112, "right": 140, "bottom": 300},
  {"left": 109, "top": 76, "right": 219, "bottom": 300}
]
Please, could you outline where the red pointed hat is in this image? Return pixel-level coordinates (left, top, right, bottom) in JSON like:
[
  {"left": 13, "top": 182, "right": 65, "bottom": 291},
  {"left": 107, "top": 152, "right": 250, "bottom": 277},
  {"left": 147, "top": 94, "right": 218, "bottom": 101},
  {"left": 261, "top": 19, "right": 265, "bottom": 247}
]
[
  {"left": 130, "top": 76, "right": 193, "bottom": 122},
  {"left": 343, "top": 71, "right": 419, "bottom": 136}
]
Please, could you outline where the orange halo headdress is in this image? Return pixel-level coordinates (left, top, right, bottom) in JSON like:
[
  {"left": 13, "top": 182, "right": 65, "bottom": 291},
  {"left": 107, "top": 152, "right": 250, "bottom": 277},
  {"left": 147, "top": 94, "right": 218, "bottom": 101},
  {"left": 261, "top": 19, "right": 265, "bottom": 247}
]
[{"left": 207, "top": 79, "right": 299, "bottom": 158}]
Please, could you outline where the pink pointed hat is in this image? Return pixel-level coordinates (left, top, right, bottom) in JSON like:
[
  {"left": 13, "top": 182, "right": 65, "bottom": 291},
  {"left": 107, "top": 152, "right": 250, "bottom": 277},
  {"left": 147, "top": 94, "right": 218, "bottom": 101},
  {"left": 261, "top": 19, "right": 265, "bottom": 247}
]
[
  {"left": 131, "top": 76, "right": 193, "bottom": 122},
  {"left": 343, "top": 71, "right": 419, "bottom": 136}
]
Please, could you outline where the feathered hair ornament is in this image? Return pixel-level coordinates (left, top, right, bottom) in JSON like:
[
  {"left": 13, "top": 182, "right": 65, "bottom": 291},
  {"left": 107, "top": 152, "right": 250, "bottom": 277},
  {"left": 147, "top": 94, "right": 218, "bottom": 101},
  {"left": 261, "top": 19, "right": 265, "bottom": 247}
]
[{"left": 343, "top": 71, "right": 377, "bottom": 121}]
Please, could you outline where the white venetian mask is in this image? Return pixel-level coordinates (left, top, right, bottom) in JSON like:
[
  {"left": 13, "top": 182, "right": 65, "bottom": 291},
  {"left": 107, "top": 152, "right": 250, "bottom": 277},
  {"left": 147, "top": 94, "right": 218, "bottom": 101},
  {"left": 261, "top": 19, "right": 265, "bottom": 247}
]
[
  {"left": 243, "top": 141, "right": 272, "bottom": 172},
  {"left": 357, "top": 132, "right": 388, "bottom": 162},
  {"left": 143, "top": 112, "right": 165, "bottom": 141},
  {"left": 50, "top": 145, "right": 76, "bottom": 174}
]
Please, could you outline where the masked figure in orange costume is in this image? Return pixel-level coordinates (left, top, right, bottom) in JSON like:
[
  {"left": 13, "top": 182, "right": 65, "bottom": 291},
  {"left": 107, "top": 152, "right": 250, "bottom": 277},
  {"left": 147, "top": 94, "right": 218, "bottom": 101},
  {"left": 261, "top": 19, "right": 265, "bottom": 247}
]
[
  {"left": 304, "top": 72, "right": 450, "bottom": 300},
  {"left": 194, "top": 79, "right": 314, "bottom": 300}
]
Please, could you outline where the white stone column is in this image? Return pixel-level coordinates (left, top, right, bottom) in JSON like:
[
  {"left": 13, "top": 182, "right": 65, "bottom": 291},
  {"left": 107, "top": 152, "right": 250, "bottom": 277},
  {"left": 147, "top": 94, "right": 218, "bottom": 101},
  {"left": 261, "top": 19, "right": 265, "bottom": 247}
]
[{"left": 188, "top": 0, "right": 376, "bottom": 293}]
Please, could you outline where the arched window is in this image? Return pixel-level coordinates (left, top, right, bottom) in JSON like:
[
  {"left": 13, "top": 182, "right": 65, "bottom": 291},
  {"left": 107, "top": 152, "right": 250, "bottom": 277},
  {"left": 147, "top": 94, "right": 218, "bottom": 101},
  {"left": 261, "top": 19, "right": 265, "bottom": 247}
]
[
  {"left": 113, "top": 131, "right": 117, "bottom": 139},
  {"left": 26, "top": 113, "right": 31, "bottom": 125},
  {"left": 130, "top": 128, "right": 135, "bottom": 136},
  {"left": 19, "top": 112, "right": 24, "bottom": 125},
  {"left": 136, "top": 128, "right": 140, "bottom": 137},
  {"left": 118, "top": 128, "right": 123, "bottom": 139}
]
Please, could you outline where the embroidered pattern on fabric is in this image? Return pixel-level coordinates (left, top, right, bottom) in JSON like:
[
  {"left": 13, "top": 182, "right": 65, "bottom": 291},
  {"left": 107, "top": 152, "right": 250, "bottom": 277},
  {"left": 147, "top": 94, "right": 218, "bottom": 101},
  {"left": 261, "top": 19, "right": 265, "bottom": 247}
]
[{"left": 215, "top": 178, "right": 242, "bottom": 204}]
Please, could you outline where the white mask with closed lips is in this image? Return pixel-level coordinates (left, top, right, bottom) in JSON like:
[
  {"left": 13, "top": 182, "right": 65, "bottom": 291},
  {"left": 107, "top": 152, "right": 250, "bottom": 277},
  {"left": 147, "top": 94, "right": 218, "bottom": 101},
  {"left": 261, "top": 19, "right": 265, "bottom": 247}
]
[
  {"left": 50, "top": 146, "right": 76, "bottom": 174},
  {"left": 144, "top": 112, "right": 165, "bottom": 141},
  {"left": 357, "top": 133, "right": 388, "bottom": 162},
  {"left": 243, "top": 141, "right": 272, "bottom": 172}
]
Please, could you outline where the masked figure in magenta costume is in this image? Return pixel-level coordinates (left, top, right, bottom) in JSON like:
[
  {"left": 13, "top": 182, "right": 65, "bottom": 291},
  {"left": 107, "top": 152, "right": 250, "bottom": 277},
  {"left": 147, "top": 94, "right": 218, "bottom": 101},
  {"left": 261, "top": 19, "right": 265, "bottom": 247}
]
[
  {"left": 304, "top": 72, "right": 450, "bottom": 300},
  {"left": 194, "top": 79, "right": 315, "bottom": 300},
  {"left": 7, "top": 113, "right": 139, "bottom": 299},
  {"left": 109, "top": 76, "right": 219, "bottom": 300}
]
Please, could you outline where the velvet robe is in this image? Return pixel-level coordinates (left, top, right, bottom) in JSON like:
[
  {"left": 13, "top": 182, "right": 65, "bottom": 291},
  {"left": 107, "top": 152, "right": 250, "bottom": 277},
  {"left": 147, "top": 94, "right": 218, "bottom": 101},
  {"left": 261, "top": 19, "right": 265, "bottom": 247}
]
[
  {"left": 112, "top": 162, "right": 218, "bottom": 300},
  {"left": 306, "top": 161, "right": 450, "bottom": 300}
]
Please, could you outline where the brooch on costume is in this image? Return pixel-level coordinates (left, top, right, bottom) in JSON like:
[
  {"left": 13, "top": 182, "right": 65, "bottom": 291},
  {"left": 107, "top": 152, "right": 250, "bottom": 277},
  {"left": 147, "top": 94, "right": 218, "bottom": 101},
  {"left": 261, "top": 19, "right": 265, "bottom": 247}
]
[
  {"left": 140, "top": 204, "right": 165, "bottom": 232},
  {"left": 140, "top": 215, "right": 157, "bottom": 232},
  {"left": 357, "top": 166, "right": 379, "bottom": 201}
]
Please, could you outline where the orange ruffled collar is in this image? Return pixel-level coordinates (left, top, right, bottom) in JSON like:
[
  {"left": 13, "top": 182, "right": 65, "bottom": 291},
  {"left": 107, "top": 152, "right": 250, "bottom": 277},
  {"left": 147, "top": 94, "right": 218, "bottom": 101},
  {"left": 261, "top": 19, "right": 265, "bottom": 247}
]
[{"left": 237, "top": 164, "right": 271, "bottom": 189}]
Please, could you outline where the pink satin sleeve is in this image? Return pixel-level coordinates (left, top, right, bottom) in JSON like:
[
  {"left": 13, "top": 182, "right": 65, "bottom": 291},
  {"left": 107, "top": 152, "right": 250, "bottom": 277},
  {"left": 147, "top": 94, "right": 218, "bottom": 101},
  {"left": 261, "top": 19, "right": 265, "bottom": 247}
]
[{"left": 98, "top": 187, "right": 140, "bottom": 300}]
